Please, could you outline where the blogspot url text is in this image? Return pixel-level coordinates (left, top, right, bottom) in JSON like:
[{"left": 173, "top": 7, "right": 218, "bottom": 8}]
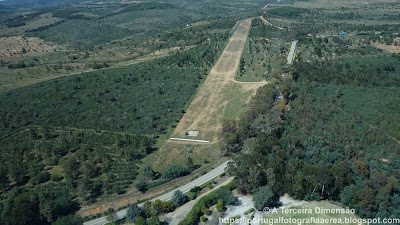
[{"left": 219, "top": 217, "right": 400, "bottom": 225}]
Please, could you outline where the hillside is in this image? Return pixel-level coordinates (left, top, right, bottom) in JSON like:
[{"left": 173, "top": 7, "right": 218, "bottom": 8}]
[{"left": 1, "top": 0, "right": 400, "bottom": 224}]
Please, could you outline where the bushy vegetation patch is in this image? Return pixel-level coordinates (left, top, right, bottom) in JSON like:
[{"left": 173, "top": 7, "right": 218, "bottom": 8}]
[{"left": 179, "top": 180, "right": 236, "bottom": 225}]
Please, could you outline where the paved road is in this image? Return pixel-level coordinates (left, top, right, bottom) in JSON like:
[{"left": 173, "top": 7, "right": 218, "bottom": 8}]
[
  {"left": 287, "top": 40, "right": 298, "bottom": 65},
  {"left": 83, "top": 161, "right": 229, "bottom": 225}
]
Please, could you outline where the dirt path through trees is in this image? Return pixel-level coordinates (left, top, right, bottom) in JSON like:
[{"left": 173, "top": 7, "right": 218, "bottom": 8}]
[
  {"left": 167, "top": 18, "right": 266, "bottom": 143},
  {"left": 259, "top": 16, "right": 287, "bottom": 30}
]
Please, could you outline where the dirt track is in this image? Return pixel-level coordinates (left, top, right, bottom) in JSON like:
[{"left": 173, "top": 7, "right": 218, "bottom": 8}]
[
  {"left": 168, "top": 18, "right": 267, "bottom": 142},
  {"left": 259, "top": 16, "right": 287, "bottom": 30}
]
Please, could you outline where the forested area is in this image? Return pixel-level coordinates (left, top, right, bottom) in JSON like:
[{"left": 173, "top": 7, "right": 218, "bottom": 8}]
[
  {"left": 2, "top": 0, "right": 400, "bottom": 224},
  {"left": 24, "top": 2, "right": 202, "bottom": 48},
  {"left": 0, "top": 29, "right": 229, "bottom": 224},
  {"left": 0, "top": 126, "right": 153, "bottom": 224},
  {"left": 265, "top": 6, "right": 314, "bottom": 19},
  {"left": 0, "top": 37, "right": 228, "bottom": 137},
  {"left": 263, "top": 3, "right": 400, "bottom": 35},
  {"left": 226, "top": 39, "right": 400, "bottom": 222},
  {"left": 292, "top": 56, "right": 400, "bottom": 87}
]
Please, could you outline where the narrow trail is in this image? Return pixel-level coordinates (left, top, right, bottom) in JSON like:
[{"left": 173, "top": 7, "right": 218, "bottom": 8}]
[
  {"left": 386, "top": 134, "right": 400, "bottom": 146},
  {"left": 259, "top": 16, "right": 287, "bottom": 30},
  {"left": 0, "top": 47, "right": 184, "bottom": 92}
]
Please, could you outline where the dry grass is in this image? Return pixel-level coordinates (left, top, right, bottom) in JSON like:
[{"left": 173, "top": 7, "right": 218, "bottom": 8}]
[
  {"left": 0, "top": 36, "right": 58, "bottom": 60},
  {"left": 371, "top": 42, "right": 400, "bottom": 54},
  {"left": 168, "top": 18, "right": 265, "bottom": 142},
  {"left": 151, "top": 19, "right": 267, "bottom": 173}
]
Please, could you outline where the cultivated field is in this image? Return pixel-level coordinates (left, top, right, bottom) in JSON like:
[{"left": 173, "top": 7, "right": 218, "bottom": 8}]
[
  {"left": 0, "top": 35, "right": 57, "bottom": 60},
  {"left": 371, "top": 42, "right": 400, "bottom": 54}
]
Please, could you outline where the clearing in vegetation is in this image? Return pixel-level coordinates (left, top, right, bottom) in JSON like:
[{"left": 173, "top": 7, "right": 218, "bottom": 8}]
[
  {"left": 169, "top": 18, "right": 266, "bottom": 143},
  {"left": 371, "top": 42, "right": 400, "bottom": 54},
  {"left": 0, "top": 36, "right": 58, "bottom": 60},
  {"left": 152, "top": 18, "right": 267, "bottom": 171}
]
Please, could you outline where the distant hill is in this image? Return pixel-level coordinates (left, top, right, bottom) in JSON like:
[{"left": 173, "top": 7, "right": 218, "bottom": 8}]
[{"left": 0, "top": 0, "right": 91, "bottom": 12}]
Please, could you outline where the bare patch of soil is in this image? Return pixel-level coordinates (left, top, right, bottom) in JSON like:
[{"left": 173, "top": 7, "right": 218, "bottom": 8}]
[
  {"left": 168, "top": 18, "right": 266, "bottom": 142},
  {"left": 371, "top": 42, "right": 400, "bottom": 54}
]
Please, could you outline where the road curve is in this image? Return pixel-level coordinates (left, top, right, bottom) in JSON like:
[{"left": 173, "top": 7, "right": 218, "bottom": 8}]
[{"left": 83, "top": 161, "right": 229, "bottom": 225}]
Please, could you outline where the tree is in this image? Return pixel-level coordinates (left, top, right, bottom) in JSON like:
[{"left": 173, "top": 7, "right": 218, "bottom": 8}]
[
  {"left": 126, "top": 203, "right": 143, "bottom": 222},
  {"left": 219, "top": 120, "right": 242, "bottom": 156},
  {"left": 82, "top": 161, "right": 98, "bottom": 179},
  {"left": 77, "top": 178, "right": 92, "bottom": 202},
  {"left": 135, "top": 216, "right": 147, "bottom": 225},
  {"left": 215, "top": 187, "right": 235, "bottom": 205},
  {"left": 359, "top": 186, "right": 378, "bottom": 213},
  {"left": 340, "top": 185, "right": 358, "bottom": 206},
  {"left": 162, "top": 164, "right": 189, "bottom": 180},
  {"left": 12, "top": 193, "right": 41, "bottom": 225},
  {"left": 105, "top": 208, "right": 117, "bottom": 223},
  {"left": 216, "top": 199, "right": 224, "bottom": 212},
  {"left": 186, "top": 156, "right": 194, "bottom": 171},
  {"left": 148, "top": 216, "right": 162, "bottom": 225},
  {"left": 247, "top": 166, "right": 263, "bottom": 192},
  {"left": 8, "top": 154, "right": 26, "bottom": 185},
  {"left": 171, "top": 190, "right": 187, "bottom": 207},
  {"left": 150, "top": 200, "right": 163, "bottom": 216},
  {"left": 353, "top": 161, "right": 369, "bottom": 179},
  {"left": 60, "top": 157, "right": 80, "bottom": 179},
  {"left": 0, "top": 161, "right": 9, "bottom": 191},
  {"left": 135, "top": 178, "right": 147, "bottom": 192},
  {"left": 253, "top": 185, "right": 274, "bottom": 210},
  {"left": 52, "top": 215, "right": 83, "bottom": 225},
  {"left": 143, "top": 166, "right": 156, "bottom": 180},
  {"left": 161, "top": 200, "right": 175, "bottom": 213},
  {"left": 38, "top": 188, "right": 77, "bottom": 223}
]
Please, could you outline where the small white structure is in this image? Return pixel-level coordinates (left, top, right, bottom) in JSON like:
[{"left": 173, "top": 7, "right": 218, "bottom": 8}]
[{"left": 185, "top": 130, "right": 199, "bottom": 137}]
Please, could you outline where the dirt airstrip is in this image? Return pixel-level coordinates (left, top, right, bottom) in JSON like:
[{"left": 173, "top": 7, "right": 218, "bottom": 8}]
[{"left": 167, "top": 18, "right": 267, "bottom": 143}]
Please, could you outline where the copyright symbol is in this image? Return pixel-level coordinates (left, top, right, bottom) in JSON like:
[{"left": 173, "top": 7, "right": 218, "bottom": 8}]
[{"left": 263, "top": 207, "right": 270, "bottom": 213}]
